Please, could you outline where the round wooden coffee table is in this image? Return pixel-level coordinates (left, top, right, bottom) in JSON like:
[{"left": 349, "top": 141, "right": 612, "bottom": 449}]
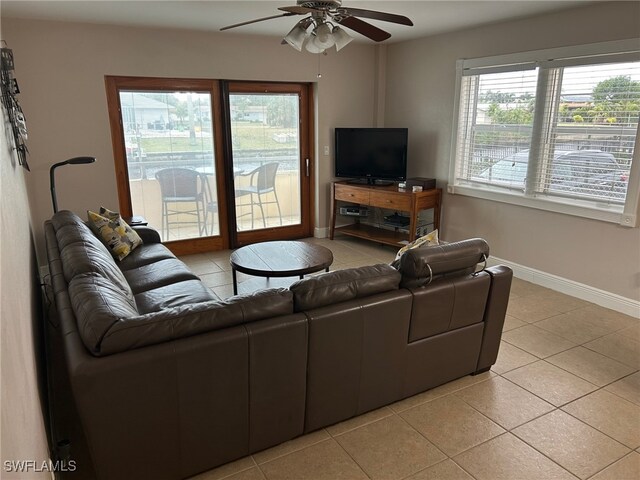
[{"left": 230, "top": 241, "right": 333, "bottom": 295}]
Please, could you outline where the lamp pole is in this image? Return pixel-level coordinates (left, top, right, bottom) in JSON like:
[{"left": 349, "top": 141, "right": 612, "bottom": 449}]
[{"left": 49, "top": 157, "right": 96, "bottom": 213}]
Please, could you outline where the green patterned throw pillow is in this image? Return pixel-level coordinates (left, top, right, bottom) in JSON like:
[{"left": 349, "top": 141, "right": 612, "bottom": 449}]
[{"left": 87, "top": 208, "right": 143, "bottom": 261}]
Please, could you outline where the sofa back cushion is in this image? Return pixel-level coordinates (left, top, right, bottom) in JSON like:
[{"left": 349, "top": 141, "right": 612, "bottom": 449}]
[
  {"left": 398, "top": 238, "right": 489, "bottom": 288},
  {"left": 289, "top": 264, "right": 401, "bottom": 312},
  {"left": 52, "top": 211, "right": 134, "bottom": 298},
  {"left": 84, "top": 288, "right": 294, "bottom": 356}
]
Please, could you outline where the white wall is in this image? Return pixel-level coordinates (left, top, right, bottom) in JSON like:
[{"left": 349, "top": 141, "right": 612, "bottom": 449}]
[
  {"left": 385, "top": 1, "right": 640, "bottom": 301},
  {"left": 0, "top": 114, "right": 50, "bottom": 472},
  {"left": 0, "top": 18, "right": 378, "bottom": 259}
]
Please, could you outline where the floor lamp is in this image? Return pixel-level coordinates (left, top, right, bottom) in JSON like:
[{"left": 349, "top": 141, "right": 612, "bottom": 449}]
[{"left": 49, "top": 157, "right": 96, "bottom": 213}]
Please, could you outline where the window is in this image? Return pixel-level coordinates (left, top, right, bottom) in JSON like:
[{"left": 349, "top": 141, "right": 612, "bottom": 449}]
[{"left": 450, "top": 40, "right": 640, "bottom": 226}]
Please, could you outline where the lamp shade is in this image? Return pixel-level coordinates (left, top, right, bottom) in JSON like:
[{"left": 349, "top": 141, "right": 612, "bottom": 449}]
[
  {"left": 312, "top": 23, "right": 335, "bottom": 49},
  {"left": 332, "top": 26, "right": 353, "bottom": 52},
  {"left": 304, "top": 37, "right": 325, "bottom": 54},
  {"left": 66, "top": 156, "right": 96, "bottom": 165},
  {"left": 284, "top": 24, "right": 308, "bottom": 52}
]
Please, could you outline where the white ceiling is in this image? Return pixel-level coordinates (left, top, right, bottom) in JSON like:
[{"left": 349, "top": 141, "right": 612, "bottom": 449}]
[{"left": 1, "top": 0, "right": 595, "bottom": 44}]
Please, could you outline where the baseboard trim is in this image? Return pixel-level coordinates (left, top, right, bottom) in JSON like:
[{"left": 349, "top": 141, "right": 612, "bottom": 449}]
[
  {"left": 314, "top": 227, "right": 329, "bottom": 238},
  {"left": 489, "top": 256, "right": 640, "bottom": 319}
]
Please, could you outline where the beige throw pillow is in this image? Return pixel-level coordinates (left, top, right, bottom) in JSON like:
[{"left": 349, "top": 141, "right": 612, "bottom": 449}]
[{"left": 391, "top": 229, "right": 439, "bottom": 267}]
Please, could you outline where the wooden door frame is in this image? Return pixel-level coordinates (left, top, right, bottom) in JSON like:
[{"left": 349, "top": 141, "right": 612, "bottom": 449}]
[
  {"left": 226, "top": 81, "right": 315, "bottom": 247},
  {"left": 105, "top": 76, "right": 230, "bottom": 255}
]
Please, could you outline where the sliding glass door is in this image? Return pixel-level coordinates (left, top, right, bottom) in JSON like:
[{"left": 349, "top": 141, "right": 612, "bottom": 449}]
[
  {"left": 106, "top": 78, "right": 229, "bottom": 255},
  {"left": 106, "top": 78, "right": 313, "bottom": 253},
  {"left": 228, "top": 82, "right": 312, "bottom": 246}
]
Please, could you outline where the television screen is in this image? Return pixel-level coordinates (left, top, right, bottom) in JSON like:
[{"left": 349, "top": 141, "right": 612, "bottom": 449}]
[{"left": 335, "top": 128, "right": 408, "bottom": 182}]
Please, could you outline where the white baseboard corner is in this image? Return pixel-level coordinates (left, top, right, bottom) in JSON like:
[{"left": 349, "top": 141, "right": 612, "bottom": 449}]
[
  {"left": 314, "top": 227, "right": 329, "bottom": 239},
  {"left": 489, "top": 256, "right": 640, "bottom": 319}
]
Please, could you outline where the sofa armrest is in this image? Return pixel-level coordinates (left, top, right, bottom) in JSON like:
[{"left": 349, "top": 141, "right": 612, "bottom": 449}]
[
  {"left": 475, "top": 265, "right": 513, "bottom": 373},
  {"left": 132, "top": 226, "right": 161, "bottom": 244}
]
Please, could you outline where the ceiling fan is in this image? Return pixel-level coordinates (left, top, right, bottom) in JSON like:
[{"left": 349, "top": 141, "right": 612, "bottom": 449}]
[{"left": 220, "top": 1, "right": 413, "bottom": 54}]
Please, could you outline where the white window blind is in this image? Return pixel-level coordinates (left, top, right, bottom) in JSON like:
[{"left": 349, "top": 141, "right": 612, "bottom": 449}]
[
  {"left": 534, "top": 62, "right": 638, "bottom": 204},
  {"left": 454, "top": 68, "right": 538, "bottom": 192},
  {"left": 451, "top": 41, "right": 640, "bottom": 225}
]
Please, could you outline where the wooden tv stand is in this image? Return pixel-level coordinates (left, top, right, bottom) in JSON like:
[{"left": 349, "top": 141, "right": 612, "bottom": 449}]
[{"left": 330, "top": 181, "right": 442, "bottom": 247}]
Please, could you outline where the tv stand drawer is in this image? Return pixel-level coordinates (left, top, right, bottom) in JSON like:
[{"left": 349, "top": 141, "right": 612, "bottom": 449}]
[
  {"left": 335, "top": 184, "right": 370, "bottom": 204},
  {"left": 369, "top": 191, "right": 411, "bottom": 211}
]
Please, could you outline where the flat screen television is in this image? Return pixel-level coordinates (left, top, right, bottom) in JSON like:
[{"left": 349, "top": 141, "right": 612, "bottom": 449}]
[{"left": 335, "top": 128, "right": 408, "bottom": 185}]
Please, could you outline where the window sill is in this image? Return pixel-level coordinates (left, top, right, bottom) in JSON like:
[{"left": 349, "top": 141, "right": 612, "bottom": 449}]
[{"left": 447, "top": 183, "right": 636, "bottom": 227}]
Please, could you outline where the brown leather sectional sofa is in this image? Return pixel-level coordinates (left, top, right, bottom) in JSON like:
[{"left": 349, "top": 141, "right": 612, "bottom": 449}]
[{"left": 45, "top": 210, "right": 512, "bottom": 480}]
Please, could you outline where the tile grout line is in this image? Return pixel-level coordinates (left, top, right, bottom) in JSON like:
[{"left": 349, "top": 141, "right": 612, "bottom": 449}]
[
  {"left": 507, "top": 425, "right": 605, "bottom": 479},
  {"left": 252, "top": 431, "right": 331, "bottom": 468},
  {"left": 450, "top": 430, "right": 576, "bottom": 480},
  {"left": 451, "top": 379, "right": 555, "bottom": 432},
  {"left": 509, "top": 414, "right": 634, "bottom": 478},
  {"left": 585, "top": 451, "right": 640, "bottom": 480},
  {"left": 510, "top": 399, "right": 638, "bottom": 479},
  {"left": 319, "top": 433, "right": 374, "bottom": 480},
  {"left": 384, "top": 410, "right": 450, "bottom": 476},
  {"left": 495, "top": 364, "right": 640, "bottom": 441},
  {"left": 252, "top": 455, "right": 268, "bottom": 480},
  {"left": 560, "top": 398, "right": 639, "bottom": 451},
  {"left": 324, "top": 408, "right": 394, "bottom": 438},
  {"left": 492, "top": 372, "right": 560, "bottom": 409}
]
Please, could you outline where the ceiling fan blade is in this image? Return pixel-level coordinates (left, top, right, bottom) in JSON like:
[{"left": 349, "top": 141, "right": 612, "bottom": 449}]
[
  {"left": 336, "top": 16, "right": 391, "bottom": 42},
  {"left": 340, "top": 7, "right": 413, "bottom": 26},
  {"left": 220, "top": 13, "right": 295, "bottom": 31},
  {"left": 278, "top": 6, "right": 318, "bottom": 15}
]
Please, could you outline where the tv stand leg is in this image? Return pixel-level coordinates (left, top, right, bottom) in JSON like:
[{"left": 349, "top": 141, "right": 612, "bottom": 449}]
[{"left": 330, "top": 183, "right": 337, "bottom": 240}]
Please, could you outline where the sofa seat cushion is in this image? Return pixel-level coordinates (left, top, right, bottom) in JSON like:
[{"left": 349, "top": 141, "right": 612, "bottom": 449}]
[
  {"left": 69, "top": 273, "right": 139, "bottom": 354},
  {"left": 135, "top": 280, "right": 218, "bottom": 314},
  {"left": 118, "top": 243, "right": 176, "bottom": 271},
  {"left": 98, "top": 289, "right": 294, "bottom": 355},
  {"left": 290, "top": 264, "right": 401, "bottom": 312},
  {"left": 123, "top": 258, "right": 199, "bottom": 294}
]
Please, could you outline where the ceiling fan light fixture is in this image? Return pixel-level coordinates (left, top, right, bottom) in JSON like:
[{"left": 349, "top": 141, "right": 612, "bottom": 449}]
[
  {"left": 222, "top": 1, "right": 413, "bottom": 53},
  {"left": 284, "top": 24, "right": 308, "bottom": 51},
  {"left": 312, "top": 22, "right": 335, "bottom": 49},
  {"left": 332, "top": 26, "right": 353, "bottom": 51},
  {"left": 304, "top": 37, "right": 325, "bottom": 54}
]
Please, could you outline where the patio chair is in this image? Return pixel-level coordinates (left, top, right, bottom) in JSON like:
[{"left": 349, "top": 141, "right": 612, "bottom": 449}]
[
  {"left": 202, "top": 171, "right": 219, "bottom": 236},
  {"left": 155, "top": 168, "right": 207, "bottom": 240},
  {"left": 234, "top": 162, "right": 282, "bottom": 229}
]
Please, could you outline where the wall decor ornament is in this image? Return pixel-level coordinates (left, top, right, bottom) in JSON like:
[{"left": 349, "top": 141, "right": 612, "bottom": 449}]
[{"left": 1, "top": 42, "right": 29, "bottom": 170}]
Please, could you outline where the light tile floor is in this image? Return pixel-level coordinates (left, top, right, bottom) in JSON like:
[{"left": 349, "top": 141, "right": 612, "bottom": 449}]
[{"left": 181, "top": 236, "right": 640, "bottom": 480}]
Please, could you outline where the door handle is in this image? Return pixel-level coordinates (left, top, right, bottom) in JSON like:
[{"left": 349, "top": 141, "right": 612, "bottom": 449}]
[{"left": 305, "top": 158, "right": 310, "bottom": 177}]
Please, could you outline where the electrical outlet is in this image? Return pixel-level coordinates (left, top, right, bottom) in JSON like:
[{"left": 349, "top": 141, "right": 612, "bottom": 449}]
[{"left": 323, "top": 145, "right": 330, "bottom": 156}]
